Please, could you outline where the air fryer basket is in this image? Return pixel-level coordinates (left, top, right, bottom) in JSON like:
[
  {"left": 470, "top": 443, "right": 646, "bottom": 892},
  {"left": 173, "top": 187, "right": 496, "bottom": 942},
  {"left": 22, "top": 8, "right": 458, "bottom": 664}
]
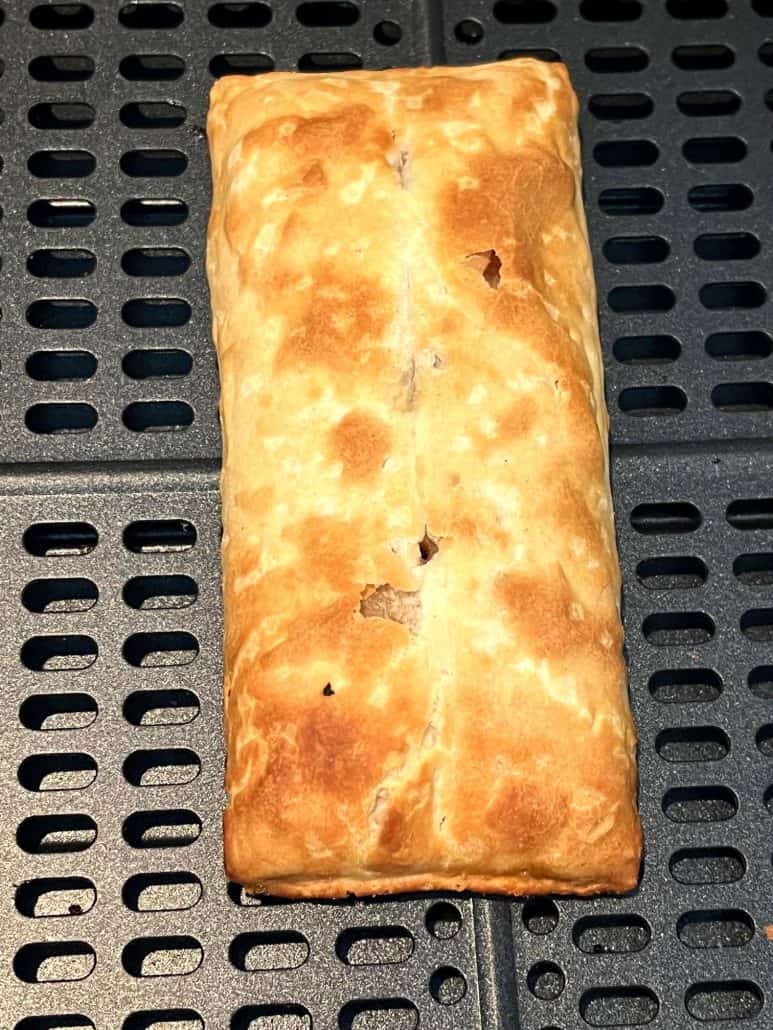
[{"left": 2, "top": 2, "right": 772, "bottom": 1028}]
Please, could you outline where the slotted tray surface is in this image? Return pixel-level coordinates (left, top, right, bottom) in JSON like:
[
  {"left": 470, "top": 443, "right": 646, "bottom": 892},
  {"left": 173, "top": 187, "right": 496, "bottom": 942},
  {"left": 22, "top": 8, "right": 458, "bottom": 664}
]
[{"left": 1, "top": 2, "right": 772, "bottom": 1029}]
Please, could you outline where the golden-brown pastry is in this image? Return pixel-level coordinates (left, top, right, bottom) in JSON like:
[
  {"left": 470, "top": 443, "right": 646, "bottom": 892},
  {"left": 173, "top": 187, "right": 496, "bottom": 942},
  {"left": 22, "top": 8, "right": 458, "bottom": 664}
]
[{"left": 207, "top": 58, "right": 641, "bottom": 898}]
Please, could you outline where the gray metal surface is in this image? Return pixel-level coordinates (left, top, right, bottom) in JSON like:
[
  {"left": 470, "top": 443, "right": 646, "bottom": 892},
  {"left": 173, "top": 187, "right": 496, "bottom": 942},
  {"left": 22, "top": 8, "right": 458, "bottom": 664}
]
[{"left": 1, "top": 1, "right": 772, "bottom": 1028}]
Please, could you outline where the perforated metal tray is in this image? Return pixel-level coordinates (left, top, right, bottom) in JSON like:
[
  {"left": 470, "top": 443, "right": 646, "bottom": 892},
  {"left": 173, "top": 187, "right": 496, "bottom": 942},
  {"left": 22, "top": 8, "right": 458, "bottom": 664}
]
[{"left": 2, "top": 2, "right": 772, "bottom": 1029}]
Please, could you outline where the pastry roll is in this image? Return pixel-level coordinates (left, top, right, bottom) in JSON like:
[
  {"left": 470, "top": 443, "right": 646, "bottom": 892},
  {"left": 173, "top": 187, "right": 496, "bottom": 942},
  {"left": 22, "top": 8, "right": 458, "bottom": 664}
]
[{"left": 206, "top": 59, "right": 641, "bottom": 897}]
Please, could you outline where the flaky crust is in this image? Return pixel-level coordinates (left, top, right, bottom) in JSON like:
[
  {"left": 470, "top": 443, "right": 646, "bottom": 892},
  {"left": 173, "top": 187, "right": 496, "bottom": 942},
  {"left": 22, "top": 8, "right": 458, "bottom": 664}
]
[{"left": 207, "top": 59, "right": 641, "bottom": 898}]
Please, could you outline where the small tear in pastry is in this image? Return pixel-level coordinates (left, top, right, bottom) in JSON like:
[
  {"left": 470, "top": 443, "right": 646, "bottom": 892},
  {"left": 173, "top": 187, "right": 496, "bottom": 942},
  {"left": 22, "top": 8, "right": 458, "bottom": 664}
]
[
  {"left": 400, "top": 356, "right": 416, "bottom": 410},
  {"left": 395, "top": 149, "right": 410, "bottom": 189},
  {"left": 322, "top": 683, "right": 335, "bottom": 696},
  {"left": 418, "top": 530, "right": 439, "bottom": 565},
  {"left": 360, "top": 584, "right": 421, "bottom": 632},
  {"left": 432, "top": 353, "right": 445, "bottom": 369},
  {"left": 465, "top": 249, "right": 502, "bottom": 289}
]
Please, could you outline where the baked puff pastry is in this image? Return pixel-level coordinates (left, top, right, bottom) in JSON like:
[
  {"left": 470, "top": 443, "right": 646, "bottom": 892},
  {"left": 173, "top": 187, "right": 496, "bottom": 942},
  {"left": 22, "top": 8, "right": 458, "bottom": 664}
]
[{"left": 207, "top": 59, "right": 641, "bottom": 898}]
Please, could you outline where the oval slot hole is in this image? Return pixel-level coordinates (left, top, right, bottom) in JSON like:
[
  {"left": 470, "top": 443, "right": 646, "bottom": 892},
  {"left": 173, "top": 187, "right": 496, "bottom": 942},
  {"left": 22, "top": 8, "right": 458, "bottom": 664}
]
[
  {"left": 749, "top": 666, "right": 773, "bottom": 698},
  {"left": 27, "top": 299, "right": 97, "bottom": 329},
  {"left": 123, "top": 401, "right": 194, "bottom": 433},
  {"left": 14, "top": 941, "right": 95, "bottom": 984},
  {"left": 685, "top": 981, "right": 762, "bottom": 1022},
  {"left": 741, "top": 608, "right": 773, "bottom": 641},
  {"left": 586, "top": 46, "right": 648, "bottom": 72},
  {"left": 123, "top": 688, "right": 200, "bottom": 727},
  {"left": 230, "top": 931, "right": 310, "bottom": 971},
  {"left": 24, "top": 521, "right": 98, "bottom": 556},
  {"left": 22, "top": 634, "right": 97, "bottom": 671},
  {"left": 26, "top": 350, "right": 96, "bottom": 381},
  {"left": 123, "top": 631, "right": 198, "bottom": 668},
  {"left": 636, "top": 556, "right": 706, "bottom": 588},
  {"left": 599, "top": 187, "right": 663, "bottom": 215},
  {"left": 603, "top": 235, "right": 668, "bottom": 264},
  {"left": 673, "top": 44, "right": 734, "bottom": 69},
  {"left": 122, "top": 1011, "right": 202, "bottom": 1030},
  {"left": 122, "top": 297, "right": 190, "bottom": 327},
  {"left": 29, "top": 102, "right": 95, "bottom": 130},
  {"left": 30, "top": 3, "right": 94, "bottom": 29},
  {"left": 573, "top": 915, "right": 651, "bottom": 954},
  {"left": 26, "top": 403, "right": 98, "bottom": 435},
  {"left": 124, "top": 518, "right": 196, "bottom": 552},
  {"left": 648, "top": 668, "right": 722, "bottom": 704},
  {"left": 642, "top": 611, "right": 714, "bottom": 645},
  {"left": 231, "top": 1007, "right": 311, "bottom": 1030},
  {"left": 336, "top": 927, "right": 414, "bottom": 966},
  {"left": 16, "top": 877, "right": 96, "bottom": 918},
  {"left": 499, "top": 47, "right": 560, "bottom": 62},
  {"left": 619, "top": 386, "right": 686, "bottom": 416},
  {"left": 677, "top": 90, "right": 740, "bottom": 116},
  {"left": 338, "top": 1000, "right": 418, "bottom": 1030},
  {"left": 120, "top": 53, "right": 186, "bottom": 80},
  {"left": 29, "top": 54, "right": 95, "bottom": 81},
  {"left": 123, "top": 748, "right": 201, "bottom": 787},
  {"left": 123, "top": 574, "right": 197, "bottom": 610},
  {"left": 594, "top": 139, "right": 658, "bottom": 167},
  {"left": 296, "top": 1, "right": 358, "bottom": 25},
  {"left": 670, "top": 847, "right": 745, "bottom": 884},
  {"left": 663, "top": 785, "right": 737, "bottom": 823},
  {"left": 695, "top": 232, "right": 759, "bottom": 261},
  {"left": 122, "top": 936, "right": 202, "bottom": 978},
  {"left": 123, "top": 871, "right": 202, "bottom": 912},
  {"left": 579, "top": 987, "right": 659, "bottom": 1028},
  {"left": 727, "top": 498, "right": 773, "bottom": 530},
  {"left": 120, "top": 149, "right": 187, "bottom": 177},
  {"left": 22, "top": 577, "right": 98, "bottom": 613},
  {"left": 20, "top": 691, "right": 98, "bottom": 731},
  {"left": 608, "top": 284, "right": 675, "bottom": 312},
  {"left": 121, "top": 197, "right": 188, "bottom": 226},
  {"left": 756, "top": 725, "right": 773, "bottom": 755},
  {"left": 209, "top": 52, "right": 275, "bottom": 77},
  {"left": 580, "top": 0, "right": 643, "bottom": 19},
  {"left": 678, "top": 910, "right": 754, "bottom": 950},
  {"left": 28, "top": 198, "right": 96, "bottom": 227},
  {"left": 122, "top": 248, "right": 190, "bottom": 277},
  {"left": 712, "top": 382, "right": 773, "bottom": 412},
  {"left": 28, "top": 150, "right": 95, "bottom": 178},
  {"left": 631, "top": 502, "right": 701, "bottom": 534},
  {"left": 120, "top": 102, "right": 186, "bottom": 129},
  {"left": 688, "top": 183, "right": 752, "bottom": 211},
  {"left": 18, "top": 752, "right": 97, "bottom": 792},
  {"left": 683, "top": 136, "right": 746, "bottom": 163},
  {"left": 30, "top": 54, "right": 96, "bottom": 81},
  {"left": 297, "top": 52, "right": 363, "bottom": 72},
  {"left": 700, "top": 282, "right": 766, "bottom": 309},
  {"left": 209, "top": 1, "right": 272, "bottom": 26},
  {"left": 122, "top": 809, "right": 201, "bottom": 848},
  {"left": 17, "top": 813, "right": 97, "bottom": 854},
  {"left": 123, "top": 348, "right": 192, "bottom": 379},
  {"left": 119, "top": 3, "right": 184, "bottom": 29},
  {"left": 613, "top": 335, "right": 680, "bottom": 365},
  {"left": 493, "top": 1, "right": 557, "bottom": 23},
  {"left": 706, "top": 331, "right": 771, "bottom": 361},
  {"left": 656, "top": 726, "right": 730, "bottom": 762},
  {"left": 590, "top": 93, "right": 653, "bottom": 119},
  {"left": 28, "top": 249, "right": 96, "bottom": 279},
  {"left": 667, "top": 0, "right": 727, "bottom": 15},
  {"left": 734, "top": 554, "right": 773, "bottom": 586}
]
